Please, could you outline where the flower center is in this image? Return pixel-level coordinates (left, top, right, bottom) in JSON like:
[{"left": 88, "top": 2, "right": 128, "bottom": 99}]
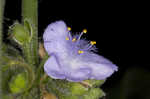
[{"left": 66, "top": 27, "right": 96, "bottom": 55}]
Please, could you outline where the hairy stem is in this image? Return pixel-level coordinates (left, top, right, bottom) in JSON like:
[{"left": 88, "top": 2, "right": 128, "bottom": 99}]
[
  {"left": 0, "top": 0, "right": 5, "bottom": 97},
  {"left": 22, "top": 0, "right": 38, "bottom": 66},
  {"left": 0, "top": 0, "right": 5, "bottom": 53}
]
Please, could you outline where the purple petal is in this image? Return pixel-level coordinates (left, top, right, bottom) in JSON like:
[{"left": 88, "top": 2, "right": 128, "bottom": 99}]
[
  {"left": 44, "top": 40, "right": 68, "bottom": 57},
  {"left": 43, "top": 20, "right": 69, "bottom": 57},
  {"left": 44, "top": 55, "right": 65, "bottom": 79},
  {"left": 77, "top": 53, "right": 118, "bottom": 80},
  {"left": 89, "top": 63, "right": 117, "bottom": 80},
  {"left": 65, "top": 68, "right": 91, "bottom": 82},
  {"left": 43, "top": 20, "right": 68, "bottom": 42}
]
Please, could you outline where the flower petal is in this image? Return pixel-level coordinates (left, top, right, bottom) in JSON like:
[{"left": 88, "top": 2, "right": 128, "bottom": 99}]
[
  {"left": 66, "top": 68, "right": 91, "bottom": 82},
  {"left": 43, "top": 20, "right": 69, "bottom": 58},
  {"left": 43, "top": 20, "right": 68, "bottom": 42},
  {"left": 89, "top": 63, "right": 117, "bottom": 80},
  {"left": 74, "top": 53, "right": 118, "bottom": 80},
  {"left": 44, "top": 40, "right": 68, "bottom": 58},
  {"left": 44, "top": 55, "right": 65, "bottom": 79}
]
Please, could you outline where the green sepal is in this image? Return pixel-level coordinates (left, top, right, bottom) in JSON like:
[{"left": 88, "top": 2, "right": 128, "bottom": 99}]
[
  {"left": 45, "top": 78, "right": 106, "bottom": 99},
  {"left": 84, "top": 79, "right": 105, "bottom": 87},
  {"left": 70, "top": 82, "right": 88, "bottom": 95},
  {"left": 9, "top": 72, "right": 27, "bottom": 94},
  {"left": 83, "top": 88, "right": 105, "bottom": 99},
  {"left": 10, "top": 22, "right": 31, "bottom": 45}
]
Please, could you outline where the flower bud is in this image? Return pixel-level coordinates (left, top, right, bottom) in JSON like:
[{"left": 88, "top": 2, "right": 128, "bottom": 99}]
[
  {"left": 10, "top": 22, "right": 31, "bottom": 45},
  {"left": 9, "top": 73, "right": 27, "bottom": 94}
]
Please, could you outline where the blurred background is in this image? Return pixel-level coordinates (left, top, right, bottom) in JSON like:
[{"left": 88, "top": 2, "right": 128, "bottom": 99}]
[{"left": 3, "top": 0, "right": 149, "bottom": 99}]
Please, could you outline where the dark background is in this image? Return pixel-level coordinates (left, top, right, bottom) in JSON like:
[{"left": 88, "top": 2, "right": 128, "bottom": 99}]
[{"left": 4, "top": 0, "right": 150, "bottom": 99}]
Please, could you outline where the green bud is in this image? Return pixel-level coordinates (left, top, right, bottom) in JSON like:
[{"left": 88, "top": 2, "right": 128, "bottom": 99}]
[
  {"left": 9, "top": 73, "right": 27, "bottom": 94},
  {"left": 10, "top": 22, "right": 31, "bottom": 45},
  {"left": 70, "top": 83, "right": 88, "bottom": 95},
  {"left": 83, "top": 88, "right": 105, "bottom": 99}
]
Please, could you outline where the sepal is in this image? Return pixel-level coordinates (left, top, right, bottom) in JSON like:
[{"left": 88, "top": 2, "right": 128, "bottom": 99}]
[
  {"left": 9, "top": 72, "right": 27, "bottom": 94},
  {"left": 9, "top": 21, "right": 32, "bottom": 45}
]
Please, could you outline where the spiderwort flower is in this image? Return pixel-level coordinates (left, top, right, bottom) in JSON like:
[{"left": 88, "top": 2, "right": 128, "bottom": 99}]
[{"left": 43, "top": 21, "right": 118, "bottom": 82}]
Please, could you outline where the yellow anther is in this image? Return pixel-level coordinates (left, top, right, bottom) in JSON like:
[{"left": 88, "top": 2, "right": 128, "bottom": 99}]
[
  {"left": 68, "top": 27, "right": 71, "bottom": 31},
  {"left": 78, "top": 50, "right": 84, "bottom": 54},
  {"left": 90, "top": 41, "right": 96, "bottom": 45},
  {"left": 66, "top": 37, "right": 69, "bottom": 40},
  {"left": 72, "top": 38, "right": 76, "bottom": 42},
  {"left": 83, "top": 29, "right": 87, "bottom": 33}
]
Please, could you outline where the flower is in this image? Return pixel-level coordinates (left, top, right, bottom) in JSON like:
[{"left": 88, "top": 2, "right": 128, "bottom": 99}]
[{"left": 43, "top": 21, "right": 118, "bottom": 82}]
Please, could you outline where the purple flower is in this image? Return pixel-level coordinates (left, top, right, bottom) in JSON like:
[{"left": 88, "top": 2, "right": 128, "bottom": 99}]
[{"left": 43, "top": 21, "right": 118, "bottom": 82}]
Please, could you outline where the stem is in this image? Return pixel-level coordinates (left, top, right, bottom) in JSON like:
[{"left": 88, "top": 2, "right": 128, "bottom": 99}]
[
  {"left": 36, "top": 54, "right": 49, "bottom": 84},
  {"left": 0, "top": 0, "right": 5, "bottom": 97},
  {"left": 22, "top": 0, "right": 38, "bottom": 66},
  {"left": 22, "top": 43, "right": 34, "bottom": 67},
  {"left": 0, "top": 0, "right": 5, "bottom": 53}
]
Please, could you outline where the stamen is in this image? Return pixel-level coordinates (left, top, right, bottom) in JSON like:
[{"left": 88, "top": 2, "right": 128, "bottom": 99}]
[
  {"left": 66, "top": 37, "right": 69, "bottom": 40},
  {"left": 78, "top": 50, "right": 84, "bottom": 54},
  {"left": 67, "top": 27, "right": 71, "bottom": 31},
  {"left": 72, "top": 38, "right": 76, "bottom": 42},
  {"left": 90, "top": 41, "right": 96, "bottom": 45},
  {"left": 67, "top": 27, "right": 73, "bottom": 40},
  {"left": 85, "top": 41, "right": 96, "bottom": 51},
  {"left": 83, "top": 29, "right": 87, "bottom": 34},
  {"left": 77, "top": 29, "right": 87, "bottom": 41}
]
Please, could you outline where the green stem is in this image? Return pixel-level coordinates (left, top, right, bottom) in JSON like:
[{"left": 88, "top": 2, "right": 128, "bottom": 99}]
[
  {"left": 36, "top": 54, "right": 49, "bottom": 84},
  {"left": 0, "top": 0, "right": 5, "bottom": 53},
  {"left": 22, "top": 43, "right": 34, "bottom": 67},
  {"left": 0, "top": 0, "right": 5, "bottom": 97},
  {"left": 22, "top": 0, "right": 38, "bottom": 66}
]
